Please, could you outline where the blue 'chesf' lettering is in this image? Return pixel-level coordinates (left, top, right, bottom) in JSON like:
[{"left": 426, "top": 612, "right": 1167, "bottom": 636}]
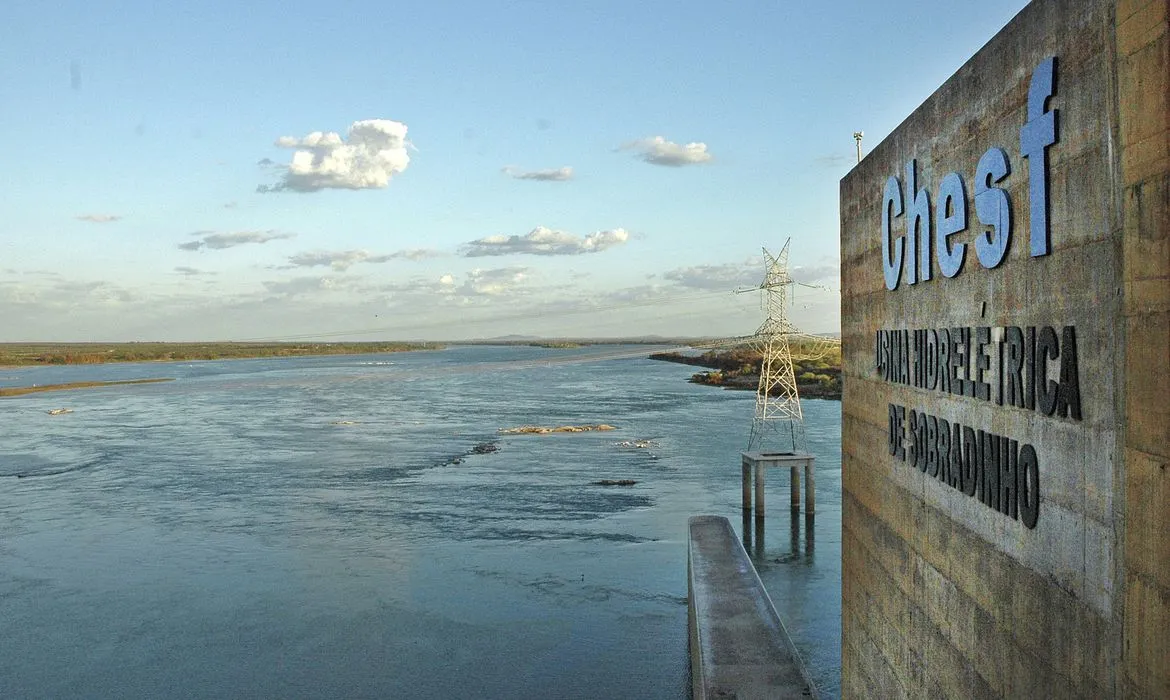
[
  {"left": 935, "top": 172, "right": 967, "bottom": 278},
  {"left": 878, "top": 56, "right": 1059, "bottom": 290},
  {"left": 974, "top": 147, "right": 1012, "bottom": 269},
  {"left": 883, "top": 176, "right": 904, "bottom": 291},
  {"left": 1020, "top": 56, "right": 1058, "bottom": 258}
]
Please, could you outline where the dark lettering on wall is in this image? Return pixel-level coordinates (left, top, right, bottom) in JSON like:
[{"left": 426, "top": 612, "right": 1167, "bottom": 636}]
[
  {"left": 974, "top": 326, "right": 992, "bottom": 401},
  {"left": 1018, "top": 444, "right": 1040, "bottom": 528},
  {"left": 1056, "top": 326, "right": 1082, "bottom": 419},
  {"left": 886, "top": 403, "right": 1041, "bottom": 528},
  {"left": 873, "top": 324, "right": 1083, "bottom": 423},
  {"left": 1036, "top": 325, "right": 1059, "bottom": 416}
]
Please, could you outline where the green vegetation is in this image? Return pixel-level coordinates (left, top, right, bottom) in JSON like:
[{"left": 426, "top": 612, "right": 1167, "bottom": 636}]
[
  {"left": 648, "top": 342, "right": 842, "bottom": 399},
  {"left": 0, "top": 378, "right": 175, "bottom": 397},
  {"left": 0, "top": 342, "right": 440, "bottom": 367}
]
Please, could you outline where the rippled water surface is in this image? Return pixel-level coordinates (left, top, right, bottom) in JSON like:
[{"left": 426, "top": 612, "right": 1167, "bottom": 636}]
[{"left": 0, "top": 346, "right": 841, "bottom": 699}]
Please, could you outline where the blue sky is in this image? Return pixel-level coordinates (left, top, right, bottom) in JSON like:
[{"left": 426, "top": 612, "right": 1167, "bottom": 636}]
[{"left": 1, "top": 0, "right": 1029, "bottom": 341}]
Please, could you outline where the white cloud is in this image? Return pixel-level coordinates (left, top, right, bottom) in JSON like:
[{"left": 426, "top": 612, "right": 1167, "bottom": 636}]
[
  {"left": 0, "top": 278, "right": 135, "bottom": 307},
  {"left": 286, "top": 248, "right": 443, "bottom": 271},
  {"left": 262, "top": 276, "right": 344, "bottom": 297},
  {"left": 663, "top": 261, "right": 839, "bottom": 290},
  {"left": 288, "top": 250, "right": 393, "bottom": 271},
  {"left": 463, "top": 226, "right": 629, "bottom": 257},
  {"left": 258, "top": 119, "right": 410, "bottom": 193},
  {"left": 501, "top": 165, "right": 573, "bottom": 181},
  {"left": 393, "top": 248, "right": 443, "bottom": 261},
  {"left": 620, "top": 136, "right": 713, "bottom": 166},
  {"left": 75, "top": 214, "right": 122, "bottom": 223},
  {"left": 664, "top": 263, "right": 758, "bottom": 290},
  {"left": 439, "top": 267, "right": 530, "bottom": 297},
  {"left": 181, "top": 230, "right": 295, "bottom": 251}
]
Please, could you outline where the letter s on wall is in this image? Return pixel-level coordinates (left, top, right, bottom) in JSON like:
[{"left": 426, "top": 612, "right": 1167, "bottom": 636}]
[{"left": 974, "top": 147, "right": 1012, "bottom": 269}]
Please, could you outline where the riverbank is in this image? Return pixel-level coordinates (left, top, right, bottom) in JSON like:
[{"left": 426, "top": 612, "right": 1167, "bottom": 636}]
[
  {"left": 649, "top": 349, "right": 842, "bottom": 400},
  {"left": 0, "top": 378, "right": 175, "bottom": 397},
  {"left": 0, "top": 342, "right": 439, "bottom": 367}
]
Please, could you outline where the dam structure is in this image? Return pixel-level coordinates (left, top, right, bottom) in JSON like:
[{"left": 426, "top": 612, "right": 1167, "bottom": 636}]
[{"left": 839, "top": 0, "right": 1169, "bottom": 696}]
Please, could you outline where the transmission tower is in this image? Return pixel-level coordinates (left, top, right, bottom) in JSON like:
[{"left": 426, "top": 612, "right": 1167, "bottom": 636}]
[
  {"left": 745, "top": 240, "right": 805, "bottom": 452},
  {"left": 741, "top": 239, "right": 838, "bottom": 452}
]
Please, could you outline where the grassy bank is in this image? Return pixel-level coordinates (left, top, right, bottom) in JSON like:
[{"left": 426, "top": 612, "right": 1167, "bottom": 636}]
[
  {"left": 649, "top": 344, "right": 842, "bottom": 399},
  {"left": 0, "top": 378, "right": 175, "bottom": 397},
  {"left": 0, "top": 342, "right": 439, "bottom": 367}
]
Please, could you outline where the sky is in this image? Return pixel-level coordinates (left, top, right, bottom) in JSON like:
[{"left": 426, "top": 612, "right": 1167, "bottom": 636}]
[{"left": 1, "top": 0, "right": 1031, "bottom": 342}]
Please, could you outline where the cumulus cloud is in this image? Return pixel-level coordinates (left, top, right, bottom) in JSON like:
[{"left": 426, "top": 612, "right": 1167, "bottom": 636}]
[
  {"left": 439, "top": 267, "right": 530, "bottom": 297},
  {"left": 181, "top": 230, "right": 295, "bottom": 251},
  {"left": 287, "top": 250, "right": 394, "bottom": 271},
  {"left": 258, "top": 119, "right": 410, "bottom": 193},
  {"left": 286, "top": 248, "right": 443, "bottom": 271},
  {"left": 393, "top": 248, "right": 443, "bottom": 261},
  {"left": 620, "top": 136, "right": 713, "bottom": 166},
  {"left": 262, "top": 276, "right": 346, "bottom": 297},
  {"left": 664, "top": 263, "right": 758, "bottom": 290},
  {"left": 0, "top": 279, "right": 135, "bottom": 307},
  {"left": 463, "top": 226, "right": 629, "bottom": 257},
  {"left": 664, "top": 261, "right": 839, "bottom": 291},
  {"left": 501, "top": 165, "right": 573, "bottom": 181},
  {"left": 76, "top": 214, "right": 122, "bottom": 223}
]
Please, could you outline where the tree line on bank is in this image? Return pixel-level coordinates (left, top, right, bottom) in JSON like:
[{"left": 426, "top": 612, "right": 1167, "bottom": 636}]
[
  {"left": 648, "top": 344, "right": 841, "bottom": 399},
  {"left": 0, "top": 342, "right": 439, "bottom": 366}
]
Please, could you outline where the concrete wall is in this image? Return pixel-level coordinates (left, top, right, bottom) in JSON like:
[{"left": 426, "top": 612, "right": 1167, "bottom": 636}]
[{"left": 839, "top": 0, "right": 1168, "bottom": 697}]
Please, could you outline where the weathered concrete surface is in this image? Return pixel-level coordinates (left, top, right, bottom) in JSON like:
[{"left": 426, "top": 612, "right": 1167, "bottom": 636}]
[
  {"left": 687, "top": 516, "right": 817, "bottom": 699},
  {"left": 839, "top": 0, "right": 1168, "bottom": 697},
  {"left": 1118, "top": 0, "right": 1170, "bottom": 695}
]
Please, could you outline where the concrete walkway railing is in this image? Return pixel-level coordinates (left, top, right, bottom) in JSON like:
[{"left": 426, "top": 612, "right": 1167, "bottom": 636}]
[{"left": 687, "top": 515, "right": 818, "bottom": 699}]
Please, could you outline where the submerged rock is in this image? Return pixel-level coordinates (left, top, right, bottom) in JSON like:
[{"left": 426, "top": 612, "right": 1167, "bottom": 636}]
[{"left": 500, "top": 424, "right": 617, "bottom": 435}]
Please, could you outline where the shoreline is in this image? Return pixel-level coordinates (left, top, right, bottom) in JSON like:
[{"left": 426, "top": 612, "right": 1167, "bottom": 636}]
[
  {"left": 648, "top": 350, "right": 842, "bottom": 401},
  {"left": 0, "top": 342, "right": 440, "bottom": 369},
  {"left": 0, "top": 377, "right": 176, "bottom": 398}
]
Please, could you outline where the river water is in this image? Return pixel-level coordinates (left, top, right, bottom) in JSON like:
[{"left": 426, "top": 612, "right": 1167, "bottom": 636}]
[{"left": 0, "top": 345, "right": 841, "bottom": 699}]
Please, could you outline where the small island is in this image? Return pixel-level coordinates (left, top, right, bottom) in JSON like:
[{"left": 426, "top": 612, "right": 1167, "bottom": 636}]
[{"left": 649, "top": 344, "right": 841, "bottom": 400}]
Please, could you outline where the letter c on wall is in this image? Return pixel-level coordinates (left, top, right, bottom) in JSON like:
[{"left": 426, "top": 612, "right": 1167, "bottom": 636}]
[{"left": 883, "top": 176, "right": 904, "bottom": 290}]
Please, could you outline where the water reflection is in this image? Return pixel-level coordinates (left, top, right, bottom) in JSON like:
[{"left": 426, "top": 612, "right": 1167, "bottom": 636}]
[{"left": 740, "top": 509, "right": 815, "bottom": 563}]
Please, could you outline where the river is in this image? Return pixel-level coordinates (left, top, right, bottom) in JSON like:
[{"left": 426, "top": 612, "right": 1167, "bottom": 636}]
[{"left": 0, "top": 345, "right": 841, "bottom": 699}]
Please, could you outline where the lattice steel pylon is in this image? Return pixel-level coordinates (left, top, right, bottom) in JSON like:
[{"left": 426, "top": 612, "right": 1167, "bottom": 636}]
[{"left": 746, "top": 239, "right": 806, "bottom": 453}]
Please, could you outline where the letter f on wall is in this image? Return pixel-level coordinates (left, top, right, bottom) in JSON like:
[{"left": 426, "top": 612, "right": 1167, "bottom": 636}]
[{"left": 1020, "top": 57, "right": 1058, "bottom": 257}]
